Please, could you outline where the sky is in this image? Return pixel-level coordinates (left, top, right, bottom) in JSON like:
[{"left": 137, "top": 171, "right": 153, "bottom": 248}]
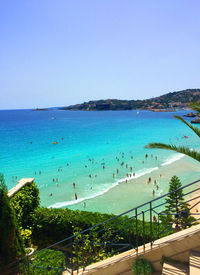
[{"left": 1, "top": 1, "right": 200, "bottom": 109}]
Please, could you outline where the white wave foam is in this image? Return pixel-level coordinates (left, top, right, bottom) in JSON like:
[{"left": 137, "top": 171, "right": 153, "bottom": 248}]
[
  {"left": 161, "top": 153, "right": 184, "bottom": 167},
  {"left": 49, "top": 166, "right": 159, "bottom": 209}
]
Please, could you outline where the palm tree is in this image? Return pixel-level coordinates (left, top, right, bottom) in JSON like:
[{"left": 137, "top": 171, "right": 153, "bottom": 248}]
[{"left": 145, "top": 103, "right": 200, "bottom": 162}]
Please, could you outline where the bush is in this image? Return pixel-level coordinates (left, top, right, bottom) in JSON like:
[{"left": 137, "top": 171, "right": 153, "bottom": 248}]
[
  {"left": 0, "top": 174, "right": 25, "bottom": 268},
  {"left": 32, "top": 207, "right": 117, "bottom": 246},
  {"left": 132, "top": 258, "right": 154, "bottom": 275},
  {"left": 10, "top": 182, "right": 40, "bottom": 229},
  {"left": 32, "top": 207, "right": 167, "bottom": 249},
  {"left": 20, "top": 249, "right": 65, "bottom": 274}
]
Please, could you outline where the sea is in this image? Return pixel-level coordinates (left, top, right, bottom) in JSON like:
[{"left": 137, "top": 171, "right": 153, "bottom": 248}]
[{"left": 0, "top": 109, "right": 200, "bottom": 215}]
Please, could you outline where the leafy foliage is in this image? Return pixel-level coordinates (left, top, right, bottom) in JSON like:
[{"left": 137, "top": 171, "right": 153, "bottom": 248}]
[
  {"left": 10, "top": 182, "right": 40, "bottom": 229},
  {"left": 0, "top": 174, "right": 25, "bottom": 268},
  {"left": 31, "top": 206, "right": 167, "bottom": 251},
  {"left": 132, "top": 257, "right": 154, "bottom": 275},
  {"left": 20, "top": 249, "right": 65, "bottom": 274}
]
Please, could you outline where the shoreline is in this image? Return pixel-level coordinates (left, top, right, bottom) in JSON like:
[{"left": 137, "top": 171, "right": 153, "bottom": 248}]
[{"left": 49, "top": 155, "right": 200, "bottom": 214}]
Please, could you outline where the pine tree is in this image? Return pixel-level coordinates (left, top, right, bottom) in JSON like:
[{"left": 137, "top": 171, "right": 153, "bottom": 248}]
[
  {"left": 0, "top": 174, "right": 25, "bottom": 270},
  {"left": 160, "top": 176, "right": 195, "bottom": 229}
]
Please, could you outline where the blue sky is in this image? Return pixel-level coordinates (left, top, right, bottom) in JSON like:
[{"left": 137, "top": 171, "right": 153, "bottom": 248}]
[{"left": 1, "top": 0, "right": 200, "bottom": 109}]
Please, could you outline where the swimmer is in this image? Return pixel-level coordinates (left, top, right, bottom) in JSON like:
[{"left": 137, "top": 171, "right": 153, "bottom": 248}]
[
  {"left": 49, "top": 193, "right": 53, "bottom": 197},
  {"left": 73, "top": 182, "right": 76, "bottom": 188}
]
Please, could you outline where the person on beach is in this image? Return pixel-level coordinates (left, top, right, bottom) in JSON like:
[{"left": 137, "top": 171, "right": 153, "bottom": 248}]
[
  {"left": 154, "top": 180, "right": 156, "bottom": 185},
  {"left": 133, "top": 172, "right": 135, "bottom": 176},
  {"left": 149, "top": 177, "right": 151, "bottom": 183},
  {"left": 125, "top": 179, "right": 128, "bottom": 183},
  {"left": 75, "top": 193, "right": 78, "bottom": 200},
  {"left": 156, "top": 185, "right": 159, "bottom": 190},
  {"left": 152, "top": 190, "right": 155, "bottom": 196}
]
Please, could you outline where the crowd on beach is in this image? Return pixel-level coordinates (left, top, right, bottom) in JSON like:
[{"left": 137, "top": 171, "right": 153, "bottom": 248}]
[{"left": 11, "top": 145, "right": 162, "bottom": 208}]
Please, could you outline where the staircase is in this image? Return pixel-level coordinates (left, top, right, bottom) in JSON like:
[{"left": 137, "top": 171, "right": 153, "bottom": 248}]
[{"left": 160, "top": 250, "right": 200, "bottom": 275}]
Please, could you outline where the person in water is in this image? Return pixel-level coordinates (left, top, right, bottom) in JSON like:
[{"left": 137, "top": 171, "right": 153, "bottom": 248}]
[{"left": 75, "top": 193, "right": 78, "bottom": 200}]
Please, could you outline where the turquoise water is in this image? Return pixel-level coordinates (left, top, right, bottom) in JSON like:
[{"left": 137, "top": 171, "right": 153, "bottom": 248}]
[{"left": 0, "top": 109, "right": 199, "bottom": 214}]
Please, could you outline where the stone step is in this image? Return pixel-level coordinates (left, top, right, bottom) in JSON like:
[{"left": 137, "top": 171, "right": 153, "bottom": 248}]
[
  {"left": 190, "top": 250, "right": 200, "bottom": 275},
  {"left": 162, "top": 262, "right": 189, "bottom": 275}
]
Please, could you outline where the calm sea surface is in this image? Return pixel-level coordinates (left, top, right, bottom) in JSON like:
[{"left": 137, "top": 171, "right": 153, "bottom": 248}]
[{"left": 0, "top": 109, "right": 199, "bottom": 214}]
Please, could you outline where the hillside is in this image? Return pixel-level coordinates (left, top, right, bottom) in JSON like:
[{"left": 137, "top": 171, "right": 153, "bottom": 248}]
[{"left": 61, "top": 89, "right": 200, "bottom": 111}]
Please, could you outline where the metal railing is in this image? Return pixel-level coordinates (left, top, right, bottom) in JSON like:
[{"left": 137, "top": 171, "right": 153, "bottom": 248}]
[{"left": 19, "top": 179, "right": 200, "bottom": 274}]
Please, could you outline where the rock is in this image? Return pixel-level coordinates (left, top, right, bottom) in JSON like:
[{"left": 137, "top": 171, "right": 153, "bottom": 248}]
[
  {"left": 183, "top": 112, "right": 196, "bottom": 117},
  {"left": 191, "top": 117, "right": 200, "bottom": 124}
]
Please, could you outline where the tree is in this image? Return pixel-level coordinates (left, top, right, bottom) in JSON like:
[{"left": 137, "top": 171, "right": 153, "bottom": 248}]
[
  {"left": 10, "top": 182, "right": 40, "bottom": 229},
  {"left": 160, "top": 176, "right": 194, "bottom": 229},
  {"left": 146, "top": 103, "right": 200, "bottom": 162},
  {"left": 0, "top": 174, "right": 25, "bottom": 269}
]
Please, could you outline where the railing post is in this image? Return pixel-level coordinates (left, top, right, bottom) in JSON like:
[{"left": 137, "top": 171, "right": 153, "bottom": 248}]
[
  {"left": 142, "top": 211, "right": 145, "bottom": 252},
  {"left": 150, "top": 202, "right": 153, "bottom": 249},
  {"left": 135, "top": 208, "right": 138, "bottom": 255}
]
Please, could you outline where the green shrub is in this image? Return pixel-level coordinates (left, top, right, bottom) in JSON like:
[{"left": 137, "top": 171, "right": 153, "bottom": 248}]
[
  {"left": 10, "top": 182, "right": 40, "bottom": 229},
  {"left": 32, "top": 207, "right": 167, "bottom": 249},
  {"left": 20, "top": 249, "right": 65, "bottom": 274},
  {"left": 132, "top": 258, "right": 154, "bottom": 275},
  {"left": 0, "top": 174, "right": 25, "bottom": 268}
]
